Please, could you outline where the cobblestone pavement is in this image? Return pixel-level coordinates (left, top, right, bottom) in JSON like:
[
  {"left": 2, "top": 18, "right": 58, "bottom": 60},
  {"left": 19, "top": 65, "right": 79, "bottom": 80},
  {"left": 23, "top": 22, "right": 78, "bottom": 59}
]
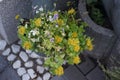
[{"left": 0, "top": 39, "right": 106, "bottom": 80}]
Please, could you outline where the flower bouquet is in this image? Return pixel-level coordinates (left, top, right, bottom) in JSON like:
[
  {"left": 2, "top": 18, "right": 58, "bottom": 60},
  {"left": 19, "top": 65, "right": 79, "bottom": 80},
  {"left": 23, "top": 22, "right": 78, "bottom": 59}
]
[{"left": 17, "top": 7, "right": 93, "bottom": 76}]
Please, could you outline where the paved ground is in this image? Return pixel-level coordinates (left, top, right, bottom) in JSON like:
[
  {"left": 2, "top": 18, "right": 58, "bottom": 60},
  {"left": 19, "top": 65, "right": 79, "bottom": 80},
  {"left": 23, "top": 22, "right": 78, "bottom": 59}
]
[
  {"left": 0, "top": 37, "right": 106, "bottom": 80},
  {"left": 0, "top": 55, "right": 106, "bottom": 80}
]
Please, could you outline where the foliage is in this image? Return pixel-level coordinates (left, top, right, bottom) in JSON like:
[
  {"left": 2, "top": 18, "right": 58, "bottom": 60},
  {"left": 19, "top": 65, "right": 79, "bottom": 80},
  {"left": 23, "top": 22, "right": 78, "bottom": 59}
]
[
  {"left": 98, "top": 58, "right": 120, "bottom": 80},
  {"left": 86, "top": 0, "right": 98, "bottom": 4},
  {"left": 87, "top": 0, "right": 105, "bottom": 26},
  {"left": 16, "top": 8, "right": 93, "bottom": 76}
]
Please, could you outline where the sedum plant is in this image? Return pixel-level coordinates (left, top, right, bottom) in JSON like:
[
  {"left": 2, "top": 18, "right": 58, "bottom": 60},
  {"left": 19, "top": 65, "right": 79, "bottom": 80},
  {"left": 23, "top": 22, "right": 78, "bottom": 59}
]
[{"left": 16, "top": 8, "right": 93, "bottom": 76}]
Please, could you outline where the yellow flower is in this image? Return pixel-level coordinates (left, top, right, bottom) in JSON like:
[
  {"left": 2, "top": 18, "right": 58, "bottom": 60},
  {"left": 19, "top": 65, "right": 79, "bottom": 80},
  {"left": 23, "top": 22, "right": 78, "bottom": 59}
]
[
  {"left": 15, "top": 14, "right": 20, "bottom": 20},
  {"left": 34, "top": 18, "right": 41, "bottom": 27},
  {"left": 74, "top": 45, "right": 80, "bottom": 52},
  {"left": 88, "top": 44, "right": 93, "bottom": 51},
  {"left": 68, "top": 38, "right": 79, "bottom": 46},
  {"left": 18, "top": 26, "right": 25, "bottom": 35},
  {"left": 86, "top": 38, "right": 93, "bottom": 51},
  {"left": 73, "top": 56, "right": 81, "bottom": 64},
  {"left": 57, "top": 19, "right": 64, "bottom": 26},
  {"left": 55, "top": 36, "right": 62, "bottom": 43},
  {"left": 23, "top": 41, "right": 32, "bottom": 50},
  {"left": 55, "top": 66, "right": 64, "bottom": 76},
  {"left": 72, "top": 32, "right": 78, "bottom": 38},
  {"left": 68, "top": 8, "right": 75, "bottom": 14}
]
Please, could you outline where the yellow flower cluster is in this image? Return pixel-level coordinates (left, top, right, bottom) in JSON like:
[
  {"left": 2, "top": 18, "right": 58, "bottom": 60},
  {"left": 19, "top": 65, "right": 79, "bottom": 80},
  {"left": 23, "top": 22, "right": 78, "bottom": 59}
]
[
  {"left": 72, "top": 32, "right": 78, "bottom": 38},
  {"left": 74, "top": 45, "right": 80, "bottom": 52},
  {"left": 57, "top": 19, "right": 64, "bottom": 26},
  {"left": 68, "top": 8, "right": 75, "bottom": 14},
  {"left": 68, "top": 38, "right": 80, "bottom": 52},
  {"left": 18, "top": 26, "right": 25, "bottom": 35},
  {"left": 55, "top": 66, "right": 64, "bottom": 76},
  {"left": 73, "top": 56, "right": 81, "bottom": 64},
  {"left": 55, "top": 36, "right": 63, "bottom": 43},
  {"left": 86, "top": 38, "right": 93, "bottom": 51},
  {"left": 23, "top": 41, "right": 32, "bottom": 50},
  {"left": 34, "top": 18, "right": 41, "bottom": 27},
  {"left": 68, "top": 38, "right": 79, "bottom": 46}
]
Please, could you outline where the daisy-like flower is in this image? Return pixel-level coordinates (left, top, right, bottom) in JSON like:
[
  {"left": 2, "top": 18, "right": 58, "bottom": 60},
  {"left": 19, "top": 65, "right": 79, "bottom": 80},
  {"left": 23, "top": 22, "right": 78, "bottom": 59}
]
[
  {"left": 34, "top": 18, "right": 41, "bottom": 27},
  {"left": 73, "top": 56, "right": 81, "bottom": 64},
  {"left": 23, "top": 41, "right": 32, "bottom": 50},
  {"left": 55, "top": 66, "right": 64, "bottom": 76},
  {"left": 18, "top": 26, "right": 25, "bottom": 35}
]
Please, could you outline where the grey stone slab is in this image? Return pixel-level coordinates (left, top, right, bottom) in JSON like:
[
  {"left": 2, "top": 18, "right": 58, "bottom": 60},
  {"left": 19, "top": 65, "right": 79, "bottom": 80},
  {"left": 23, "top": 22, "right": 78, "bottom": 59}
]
[
  {"left": 64, "top": 66, "right": 88, "bottom": 80},
  {"left": 77, "top": 57, "right": 96, "bottom": 75},
  {"left": 78, "top": 0, "right": 117, "bottom": 59},
  {"left": 86, "top": 66, "right": 105, "bottom": 80},
  {"left": 102, "top": 0, "right": 120, "bottom": 38},
  {"left": 0, "top": 66, "right": 21, "bottom": 80},
  {"left": 0, "top": 55, "right": 8, "bottom": 72},
  {"left": 0, "top": 0, "right": 32, "bottom": 44}
]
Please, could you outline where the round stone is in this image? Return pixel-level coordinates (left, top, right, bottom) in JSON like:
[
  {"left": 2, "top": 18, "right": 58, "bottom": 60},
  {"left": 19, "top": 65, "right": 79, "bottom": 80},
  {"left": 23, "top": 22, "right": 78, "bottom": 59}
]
[
  {"left": 13, "top": 60, "right": 21, "bottom": 69},
  {"left": 22, "top": 73, "right": 30, "bottom": 80},
  {"left": 0, "top": 0, "right": 3, "bottom": 2},
  {"left": 26, "top": 50, "right": 32, "bottom": 54},
  {"left": 7, "top": 54, "right": 16, "bottom": 61},
  {"left": 37, "top": 66, "right": 45, "bottom": 74},
  {"left": 0, "top": 40, "right": 7, "bottom": 50},
  {"left": 36, "top": 59, "right": 43, "bottom": 65},
  {"left": 24, "top": 61, "right": 33, "bottom": 68},
  {"left": 17, "top": 67, "right": 26, "bottom": 76},
  {"left": 19, "top": 51, "right": 28, "bottom": 62},
  {"left": 27, "top": 69, "right": 37, "bottom": 79},
  {"left": 2, "top": 48, "right": 11, "bottom": 56},
  {"left": 29, "top": 52, "right": 40, "bottom": 58},
  {"left": 43, "top": 72, "right": 51, "bottom": 80},
  {"left": 36, "top": 76, "right": 42, "bottom": 80},
  {"left": 11, "top": 44, "right": 20, "bottom": 54}
]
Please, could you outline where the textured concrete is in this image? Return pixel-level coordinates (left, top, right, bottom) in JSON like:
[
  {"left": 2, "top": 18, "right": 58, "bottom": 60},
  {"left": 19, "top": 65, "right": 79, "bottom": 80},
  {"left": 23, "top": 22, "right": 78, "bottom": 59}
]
[
  {"left": 102, "top": 0, "right": 120, "bottom": 38},
  {"left": 78, "top": 0, "right": 117, "bottom": 59},
  {"left": 0, "top": 0, "right": 32, "bottom": 44},
  {"left": 0, "top": 55, "right": 8, "bottom": 72},
  {"left": 0, "top": 66, "right": 21, "bottom": 80}
]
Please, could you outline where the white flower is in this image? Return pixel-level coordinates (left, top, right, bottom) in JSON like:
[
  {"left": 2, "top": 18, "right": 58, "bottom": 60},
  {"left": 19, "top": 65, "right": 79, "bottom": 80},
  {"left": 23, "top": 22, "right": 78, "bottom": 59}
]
[
  {"left": 28, "top": 33, "right": 31, "bottom": 38},
  {"left": 62, "top": 33, "right": 66, "bottom": 36},
  {"left": 25, "top": 24, "right": 28, "bottom": 28},
  {"left": 44, "top": 30, "right": 50, "bottom": 36},
  {"left": 33, "top": 5, "right": 38, "bottom": 9},
  {"left": 30, "top": 29, "right": 39, "bottom": 36},
  {"left": 39, "top": 6, "right": 43, "bottom": 12},
  {"left": 55, "top": 25, "right": 58, "bottom": 28},
  {"left": 49, "top": 16, "right": 53, "bottom": 22},
  {"left": 53, "top": 3, "right": 56, "bottom": 7},
  {"left": 36, "top": 10, "right": 39, "bottom": 14}
]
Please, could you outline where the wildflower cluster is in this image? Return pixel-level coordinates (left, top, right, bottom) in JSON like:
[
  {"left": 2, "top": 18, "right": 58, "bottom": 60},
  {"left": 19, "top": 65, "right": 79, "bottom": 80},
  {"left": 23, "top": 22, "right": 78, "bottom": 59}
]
[{"left": 17, "top": 8, "right": 93, "bottom": 76}]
